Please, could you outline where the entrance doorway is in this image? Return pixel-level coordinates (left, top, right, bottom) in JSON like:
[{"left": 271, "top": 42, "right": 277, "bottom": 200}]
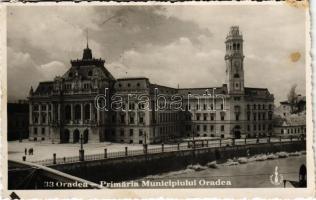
[
  {"left": 73, "top": 129, "right": 80, "bottom": 143},
  {"left": 234, "top": 125, "right": 241, "bottom": 139},
  {"left": 61, "top": 129, "right": 70, "bottom": 143}
]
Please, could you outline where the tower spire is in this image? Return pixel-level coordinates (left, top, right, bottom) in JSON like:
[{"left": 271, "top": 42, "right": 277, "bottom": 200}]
[{"left": 82, "top": 28, "right": 92, "bottom": 60}]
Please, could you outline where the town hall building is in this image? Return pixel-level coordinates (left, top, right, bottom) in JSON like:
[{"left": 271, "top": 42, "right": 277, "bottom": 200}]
[{"left": 28, "top": 26, "right": 274, "bottom": 144}]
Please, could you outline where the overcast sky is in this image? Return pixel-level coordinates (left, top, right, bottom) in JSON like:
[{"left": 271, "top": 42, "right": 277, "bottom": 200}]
[{"left": 7, "top": 5, "right": 306, "bottom": 104}]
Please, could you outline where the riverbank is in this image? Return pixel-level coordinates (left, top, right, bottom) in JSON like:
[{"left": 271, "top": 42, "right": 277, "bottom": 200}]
[{"left": 137, "top": 151, "right": 306, "bottom": 188}]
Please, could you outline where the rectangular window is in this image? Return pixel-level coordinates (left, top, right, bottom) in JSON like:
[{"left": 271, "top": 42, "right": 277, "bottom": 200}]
[
  {"left": 41, "top": 128, "right": 45, "bottom": 135},
  {"left": 129, "top": 116, "right": 134, "bottom": 124},
  {"left": 221, "top": 116, "right": 224, "bottom": 121},
  {"left": 203, "top": 125, "right": 207, "bottom": 132},
  {"left": 211, "top": 114, "right": 215, "bottom": 121},
  {"left": 253, "top": 125, "right": 257, "bottom": 131},
  {"left": 196, "top": 114, "right": 200, "bottom": 121},
  {"left": 203, "top": 114, "right": 207, "bottom": 121},
  {"left": 221, "top": 125, "right": 224, "bottom": 132},
  {"left": 120, "top": 129, "right": 124, "bottom": 136},
  {"left": 139, "top": 116, "right": 144, "bottom": 123},
  {"left": 210, "top": 125, "right": 214, "bottom": 131},
  {"left": 247, "top": 125, "right": 250, "bottom": 131},
  {"left": 120, "top": 115, "right": 125, "bottom": 123},
  {"left": 129, "top": 129, "right": 133, "bottom": 136},
  {"left": 139, "top": 129, "right": 143, "bottom": 136},
  {"left": 34, "top": 127, "right": 37, "bottom": 135},
  {"left": 203, "top": 104, "right": 206, "bottom": 110},
  {"left": 197, "top": 125, "right": 200, "bottom": 132}
]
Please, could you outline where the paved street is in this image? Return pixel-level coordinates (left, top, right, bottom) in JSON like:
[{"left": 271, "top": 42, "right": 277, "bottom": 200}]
[{"left": 8, "top": 137, "right": 296, "bottom": 163}]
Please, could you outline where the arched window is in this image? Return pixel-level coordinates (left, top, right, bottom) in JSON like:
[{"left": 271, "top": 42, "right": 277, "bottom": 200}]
[
  {"left": 74, "top": 104, "right": 81, "bottom": 120},
  {"left": 65, "top": 105, "right": 71, "bottom": 120},
  {"left": 84, "top": 104, "right": 90, "bottom": 120}
]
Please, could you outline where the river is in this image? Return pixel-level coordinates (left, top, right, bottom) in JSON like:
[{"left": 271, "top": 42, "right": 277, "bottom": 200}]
[{"left": 136, "top": 155, "right": 306, "bottom": 188}]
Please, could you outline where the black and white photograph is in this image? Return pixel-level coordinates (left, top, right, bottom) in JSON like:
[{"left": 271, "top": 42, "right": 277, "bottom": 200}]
[{"left": 3, "top": 2, "right": 314, "bottom": 198}]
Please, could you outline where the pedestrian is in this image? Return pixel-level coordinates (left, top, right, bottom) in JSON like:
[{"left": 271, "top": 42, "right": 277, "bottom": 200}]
[{"left": 24, "top": 148, "right": 27, "bottom": 155}]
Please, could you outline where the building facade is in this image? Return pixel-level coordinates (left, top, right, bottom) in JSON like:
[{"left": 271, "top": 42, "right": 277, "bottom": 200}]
[{"left": 28, "top": 26, "right": 274, "bottom": 144}]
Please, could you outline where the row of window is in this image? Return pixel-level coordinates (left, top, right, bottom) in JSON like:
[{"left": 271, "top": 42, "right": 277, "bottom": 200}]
[
  {"left": 281, "top": 127, "right": 306, "bottom": 134},
  {"left": 118, "top": 82, "right": 144, "bottom": 88},
  {"left": 226, "top": 42, "right": 241, "bottom": 51},
  {"left": 193, "top": 113, "right": 225, "bottom": 121},
  {"left": 115, "top": 114, "right": 145, "bottom": 124},
  {"left": 186, "top": 124, "right": 225, "bottom": 132},
  {"left": 33, "top": 127, "right": 46, "bottom": 135},
  {"left": 247, "top": 112, "right": 273, "bottom": 121},
  {"left": 185, "top": 103, "right": 224, "bottom": 111},
  {"left": 247, "top": 104, "right": 273, "bottom": 110},
  {"left": 33, "top": 104, "right": 52, "bottom": 111}
]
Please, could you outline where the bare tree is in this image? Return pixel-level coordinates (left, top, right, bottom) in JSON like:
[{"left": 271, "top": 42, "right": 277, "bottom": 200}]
[{"left": 287, "top": 84, "right": 298, "bottom": 113}]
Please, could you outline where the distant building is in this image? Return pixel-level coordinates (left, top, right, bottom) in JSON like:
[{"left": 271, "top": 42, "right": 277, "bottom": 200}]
[
  {"left": 276, "top": 95, "right": 306, "bottom": 117},
  {"left": 273, "top": 95, "right": 306, "bottom": 137},
  {"left": 8, "top": 100, "right": 29, "bottom": 141},
  {"left": 273, "top": 115, "right": 306, "bottom": 137},
  {"left": 28, "top": 26, "right": 274, "bottom": 144}
]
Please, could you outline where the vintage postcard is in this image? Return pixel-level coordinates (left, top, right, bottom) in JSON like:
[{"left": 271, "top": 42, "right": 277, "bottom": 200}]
[{"left": 1, "top": 1, "right": 314, "bottom": 198}]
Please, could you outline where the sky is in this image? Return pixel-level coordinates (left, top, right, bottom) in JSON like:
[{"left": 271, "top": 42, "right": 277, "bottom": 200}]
[{"left": 7, "top": 5, "right": 306, "bottom": 104}]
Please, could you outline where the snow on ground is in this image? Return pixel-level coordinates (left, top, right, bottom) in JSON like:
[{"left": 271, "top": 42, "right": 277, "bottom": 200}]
[
  {"left": 8, "top": 140, "right": 173, "bottom": 162},
  {"left": 8, "top": 137, "right": 294, "bottom": 162}
]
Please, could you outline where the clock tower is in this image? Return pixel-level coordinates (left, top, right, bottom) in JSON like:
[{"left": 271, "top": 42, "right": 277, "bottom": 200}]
[{"left": 225, "top": 26, "right": 245, "bottom": 95}]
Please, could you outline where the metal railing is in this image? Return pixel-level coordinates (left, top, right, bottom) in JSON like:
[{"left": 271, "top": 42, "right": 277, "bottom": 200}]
[{"left": 32, "top": 136, "right": 304, "bottom": 166}]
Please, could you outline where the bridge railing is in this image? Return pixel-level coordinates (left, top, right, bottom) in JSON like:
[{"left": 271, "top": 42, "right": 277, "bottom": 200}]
[{"left": 31, "top": 136, "right": 304, "bottom": 166}]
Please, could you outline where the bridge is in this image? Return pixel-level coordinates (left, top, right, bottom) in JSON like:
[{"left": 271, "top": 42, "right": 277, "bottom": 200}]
[{"left": 8, "top": 159, "right": 103, "bottom": 189}]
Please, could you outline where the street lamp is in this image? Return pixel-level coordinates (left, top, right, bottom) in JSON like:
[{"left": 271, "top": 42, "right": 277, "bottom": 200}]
[{"left": 79, "top": 133, "right": 84, "bottom": 161}]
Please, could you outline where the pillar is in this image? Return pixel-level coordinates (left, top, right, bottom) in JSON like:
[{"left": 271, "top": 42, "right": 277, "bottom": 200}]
[
  {"left": 81, "top": 103, "right": 84, "bottom": 124},
  {"left": 71, "top": 104, "right": 74, "bottom": 123},
  {"left": 57, "top": 104, "right": 60, "bottom": 121},
  {"left": 46, "top": 103, "right": 48, "bottom": 124},
  {"left": 90, "top": 102, "right": 92, "bottom": 121},
  {"left": 53, "top": 153, "right": 56, "bottom": 164},
  {"left": 97, "top": 108, "right": 100, "bottom": 124},
  {"left": 38, "top": 104, "right": 42, "bottom": 124},
  {"left": 29, "top": 103, "right": 33, "bottom": 125}
]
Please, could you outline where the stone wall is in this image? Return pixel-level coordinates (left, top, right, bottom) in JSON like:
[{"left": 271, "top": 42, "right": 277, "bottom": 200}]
[{"left": 51, "top": 141, "right": 305, "bottom": 183}]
